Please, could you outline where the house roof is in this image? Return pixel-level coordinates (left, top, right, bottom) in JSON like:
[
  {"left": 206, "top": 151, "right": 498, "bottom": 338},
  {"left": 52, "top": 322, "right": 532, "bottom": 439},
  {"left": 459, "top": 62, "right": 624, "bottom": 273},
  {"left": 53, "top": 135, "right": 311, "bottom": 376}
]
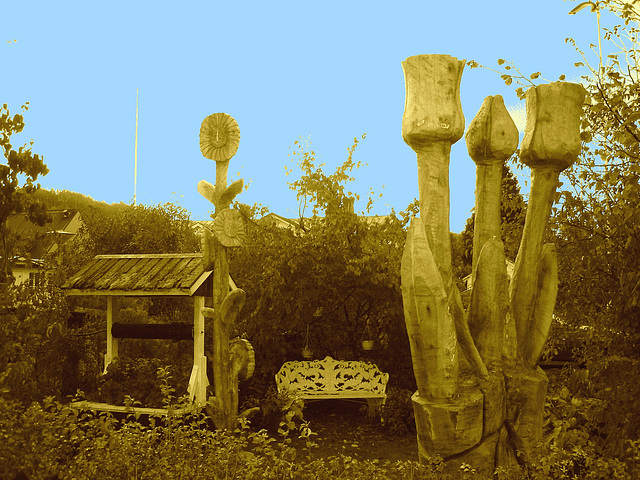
[
  {"left": 258, "top": 212, "right": 303, "bottom": 229},
  {"left": 62, "top": 253, "right": 234, "bottom": 297},
  {"left": 257, "top": 212, "right": 393, "bottom": 229},
  {"left": 7, "top": 209, "right": 82, "bottom": 259}
]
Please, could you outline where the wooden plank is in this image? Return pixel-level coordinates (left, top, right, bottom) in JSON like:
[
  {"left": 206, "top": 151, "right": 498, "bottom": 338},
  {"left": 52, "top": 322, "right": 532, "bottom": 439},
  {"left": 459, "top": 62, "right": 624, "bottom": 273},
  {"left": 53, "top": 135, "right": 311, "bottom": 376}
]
[
  {"left": 105, "top": 258, "right": 140, "bottom": 291},
  {"left": 71, "top": 400, "right": 193, "bottom": 416},
  {"left": 139, "top": 257, "right": 174, "bottom": 290},
  {"left": 129, "top": 257, "right": 162, "bottom": 290},
  {"left": 193, "top": 296, "right": 208, "bottom": 404},
  {"left": 158, "top": 256, "right": 190, "bottom": 290},
  {"left": 95, "top": 253, "right": 201, "bottom": 259},
  {"left": 64, "top": 288, "right": 190, "bottom": 296},
  {"left": 62, "top": 253, "right": 216, "bottom": 296},
  {"left": 180, "top": 259, "right": 205, "bottom": 288},
  {"left": 83, "top": 258, "right": 121, "bottom": 289},
  {"left": 190, "top": 271, "right": 211, "bottom": 296},
  {"left": 63, "top": 258, "right": 101, "bottom": 288},
  {"left": 124, "top": 257, "right": 159, "bottom": 289},
  {"left": 153, "top": 257, "right": 183, "bottom": 290},
  {"left": 65, "top": 257, "right": 110, "bottom": 289},
  {"left": 105, "top": 297, "right": 119, "bottom": 373},
  {"left": 109, "top": 257, "right": 154, "bottom": 291},
  {"left": 158, "top": 256, "right": 192, "bottom": 290},
  {"left": 93, "top": 258, "right": 133, "bottom": 290}
]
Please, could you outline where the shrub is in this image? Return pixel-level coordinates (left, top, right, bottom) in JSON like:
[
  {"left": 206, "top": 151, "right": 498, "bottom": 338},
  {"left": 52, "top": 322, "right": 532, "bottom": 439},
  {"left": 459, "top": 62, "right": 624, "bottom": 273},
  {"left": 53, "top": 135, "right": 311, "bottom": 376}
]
[
  {"left": 88, "top": 356, "right": 191, "bottom": 408},
  {"left": 382, "top": 387, "right": 416, "bottom": 436}
]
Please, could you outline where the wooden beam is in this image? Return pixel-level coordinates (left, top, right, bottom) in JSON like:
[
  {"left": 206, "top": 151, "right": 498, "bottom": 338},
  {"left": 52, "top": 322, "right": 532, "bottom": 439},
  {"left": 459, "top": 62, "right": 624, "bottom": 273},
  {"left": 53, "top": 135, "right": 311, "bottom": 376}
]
[
  {"left": 95, "top": 253, "right": 201, "bottom": 259},
  {"left": 71, "top": 400, "right": 194, "bottom": 416},
  {"left": 65, "top": 288, "right": 193, "bottom": 297},
  {"left": 111, "top": 322, "right": 193, "bottom": 340}
]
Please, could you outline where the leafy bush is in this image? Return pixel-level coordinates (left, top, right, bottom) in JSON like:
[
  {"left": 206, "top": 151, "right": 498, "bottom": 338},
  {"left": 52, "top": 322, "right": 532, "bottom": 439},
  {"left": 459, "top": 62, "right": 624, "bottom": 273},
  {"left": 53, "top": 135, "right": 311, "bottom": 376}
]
[
  {"left": 0, "top": 282, "right": 103, "bottom": 404},
  {"left": 533, "top": 366, "right": 640, "bottom": 479},
  {"left": 0, "top": 393, "right": 453, "bottom": 480},
  {"left": 88, "top": 356, "right": 191, "bottom": 408},
  {"left": 382, "top": 387, "right": 416, "bottom": 436}
]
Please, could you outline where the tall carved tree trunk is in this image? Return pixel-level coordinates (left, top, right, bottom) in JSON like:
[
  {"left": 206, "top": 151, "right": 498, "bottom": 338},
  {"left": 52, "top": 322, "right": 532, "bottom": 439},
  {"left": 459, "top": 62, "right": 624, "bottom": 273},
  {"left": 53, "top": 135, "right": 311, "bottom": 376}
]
[
  {"left": 400, "top": 54, "right": 585, "bottom": 475},
  {"left": 198, "top": 113, "right": 255, "bottom": 430}
]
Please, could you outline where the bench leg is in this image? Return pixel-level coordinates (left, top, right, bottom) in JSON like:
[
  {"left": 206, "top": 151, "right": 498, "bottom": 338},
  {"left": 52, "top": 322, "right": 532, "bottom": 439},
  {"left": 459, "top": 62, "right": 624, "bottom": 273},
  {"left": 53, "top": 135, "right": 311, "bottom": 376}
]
[{"left": 367, "top": 399, "right": 383, "bottom": 419}]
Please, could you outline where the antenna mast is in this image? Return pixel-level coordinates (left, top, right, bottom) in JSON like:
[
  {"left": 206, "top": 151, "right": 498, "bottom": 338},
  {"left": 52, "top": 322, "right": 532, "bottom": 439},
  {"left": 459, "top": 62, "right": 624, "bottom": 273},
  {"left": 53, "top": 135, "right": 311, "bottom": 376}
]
[{"left": 134, "top": 88, "right": 139, "bottom": 206}]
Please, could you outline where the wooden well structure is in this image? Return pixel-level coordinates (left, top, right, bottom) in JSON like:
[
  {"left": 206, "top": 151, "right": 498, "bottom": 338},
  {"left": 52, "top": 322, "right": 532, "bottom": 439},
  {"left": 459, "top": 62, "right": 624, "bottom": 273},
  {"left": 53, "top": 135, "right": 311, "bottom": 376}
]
[{"left": 62, "top": 252, "right": 236, "bottom": 414}]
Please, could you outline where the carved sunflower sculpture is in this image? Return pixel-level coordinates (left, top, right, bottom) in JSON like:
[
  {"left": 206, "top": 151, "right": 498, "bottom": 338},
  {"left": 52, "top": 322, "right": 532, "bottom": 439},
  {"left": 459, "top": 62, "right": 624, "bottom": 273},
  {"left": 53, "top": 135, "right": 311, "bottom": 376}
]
[
  {"left": 213, "top": 208, "right": 246, "bottom": 247},
  {"left": 199, "top": 113, "right": 241, "bottom": 162}
]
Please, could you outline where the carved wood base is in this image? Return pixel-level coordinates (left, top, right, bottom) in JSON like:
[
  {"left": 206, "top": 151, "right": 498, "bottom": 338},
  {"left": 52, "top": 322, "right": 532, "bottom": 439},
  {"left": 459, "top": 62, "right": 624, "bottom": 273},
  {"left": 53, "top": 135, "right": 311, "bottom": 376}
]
[{"left": 412, "top": 386, "right": 483, "bottom": 458}]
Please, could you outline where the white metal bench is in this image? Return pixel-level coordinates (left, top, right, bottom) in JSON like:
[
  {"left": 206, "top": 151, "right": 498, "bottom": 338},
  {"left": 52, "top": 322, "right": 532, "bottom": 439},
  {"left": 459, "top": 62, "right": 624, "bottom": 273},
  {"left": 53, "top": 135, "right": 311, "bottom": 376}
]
[{"left": 275, "top": 356, "right": 389, "bottom": 416}]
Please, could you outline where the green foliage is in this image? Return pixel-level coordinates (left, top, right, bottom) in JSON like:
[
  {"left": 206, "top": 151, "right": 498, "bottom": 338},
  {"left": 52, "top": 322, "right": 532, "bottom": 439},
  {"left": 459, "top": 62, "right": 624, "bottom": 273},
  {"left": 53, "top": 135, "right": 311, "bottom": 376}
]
[
  {"left": 79, "top": 201, "right": 198, "bottom": 258},
  {"left": 0, "top": 102, "right": 50, "bottom": 282},
  {"left": 1, "top": 189, "right": 206, "bottom": 411},
  {"left": 528, "top": 366, "right": 640, "bottom": 479},
  {"left": 0, "top": 282, "right": 102, "bottom": 404},
  {"left": 4, "top": 378, "right": 637, "bottom": 479},
  {"left": 467, "top": 58, "right": 562, "bottom": 100},
  {"left": 0, "top": 383, "right": 456, "bottom": 480},
  {"left": 89, "top": 357, "right": 191, "bottom": 408},
  {"left": 551, "top": 0, "right": 640, "bottom": 341},
  {"left": 285, "top": 133, "right": 373, "bottom": 217},
  {"left": 230, "top": 137, "right": 417, "bottom": 400},
  {"left": 381, "top": 387, "right": 416, "bottom": 436}
]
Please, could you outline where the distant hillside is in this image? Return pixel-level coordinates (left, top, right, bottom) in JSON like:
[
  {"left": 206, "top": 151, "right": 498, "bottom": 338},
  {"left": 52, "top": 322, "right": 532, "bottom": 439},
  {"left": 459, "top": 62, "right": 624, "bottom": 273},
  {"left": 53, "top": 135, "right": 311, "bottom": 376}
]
[{"left": 32, "top": 188, "right": 130, "bottom": 215}]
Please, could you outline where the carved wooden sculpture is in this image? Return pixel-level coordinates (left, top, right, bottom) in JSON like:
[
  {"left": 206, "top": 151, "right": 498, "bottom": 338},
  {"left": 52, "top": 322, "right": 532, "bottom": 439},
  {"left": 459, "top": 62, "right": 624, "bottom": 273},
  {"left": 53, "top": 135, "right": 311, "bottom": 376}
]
[
  {"left": 400, "top": 54, "right": 585, "bottom": 474},
  {"left": 198, "top": 113, "right": 255, "bottom": 430}
]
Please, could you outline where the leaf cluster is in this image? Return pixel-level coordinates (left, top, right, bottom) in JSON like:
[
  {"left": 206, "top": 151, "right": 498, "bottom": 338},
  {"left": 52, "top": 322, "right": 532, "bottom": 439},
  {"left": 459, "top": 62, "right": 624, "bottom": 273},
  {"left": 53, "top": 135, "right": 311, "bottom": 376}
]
[
  {"left": 0, "top": 103, "right": 50, "bottom": 282},
  {"left": 549, "top": 1, "right": 640, "bottom": 349},
  {"left": 285, "top": 134, "right": 376, "bottom": 218}
]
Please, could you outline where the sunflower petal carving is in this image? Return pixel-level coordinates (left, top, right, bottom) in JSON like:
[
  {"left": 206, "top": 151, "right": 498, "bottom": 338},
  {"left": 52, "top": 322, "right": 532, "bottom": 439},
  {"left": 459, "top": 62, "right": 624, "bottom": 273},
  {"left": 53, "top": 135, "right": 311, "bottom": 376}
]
[
  {"left": 213, "top": 208, "right": 246, "bottom": 247},
  {"left": 199, "top": 113, "right": 240, "bottom": 162}
]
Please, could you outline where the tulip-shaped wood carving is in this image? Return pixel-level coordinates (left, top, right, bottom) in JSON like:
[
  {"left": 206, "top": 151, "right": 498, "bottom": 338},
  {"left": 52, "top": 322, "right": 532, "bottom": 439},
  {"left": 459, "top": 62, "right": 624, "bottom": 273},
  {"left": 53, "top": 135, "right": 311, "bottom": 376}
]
[
  {"left": 400, "top": 55, "right": 585, "bottom": 475},
  {"left": 198, "top": 113, "right": 255, "bottom": 430}
]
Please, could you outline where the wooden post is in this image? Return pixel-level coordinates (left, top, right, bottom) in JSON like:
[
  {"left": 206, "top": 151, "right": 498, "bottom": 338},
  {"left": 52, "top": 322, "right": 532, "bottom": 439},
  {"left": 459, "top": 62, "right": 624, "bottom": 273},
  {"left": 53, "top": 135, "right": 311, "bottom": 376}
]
[
  {"left": 198, "top": 113, "right": 253, "bottom": 430},
  {"left": 104, "top": 296, "right": 119, "bottom": 373},
  {"left": 193, "top": 295, "right": 208, "bottom": 404}
]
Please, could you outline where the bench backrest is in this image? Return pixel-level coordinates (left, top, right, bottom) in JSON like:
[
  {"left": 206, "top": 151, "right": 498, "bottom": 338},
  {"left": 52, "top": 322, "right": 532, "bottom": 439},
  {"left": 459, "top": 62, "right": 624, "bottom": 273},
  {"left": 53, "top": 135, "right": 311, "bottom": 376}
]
[{"left": 275, "top": 356, "right": 389, "bottom": 395}]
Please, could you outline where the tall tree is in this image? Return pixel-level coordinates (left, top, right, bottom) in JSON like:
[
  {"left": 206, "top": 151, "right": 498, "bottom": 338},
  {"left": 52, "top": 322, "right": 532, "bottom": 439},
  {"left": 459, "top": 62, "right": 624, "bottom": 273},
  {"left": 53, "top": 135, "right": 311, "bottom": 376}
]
[
  {"left": 553, "top": 0, "right": 640, "bottom": 344},
  {"left": 0, "top": 103, "right": 49, "bottom": 282}
]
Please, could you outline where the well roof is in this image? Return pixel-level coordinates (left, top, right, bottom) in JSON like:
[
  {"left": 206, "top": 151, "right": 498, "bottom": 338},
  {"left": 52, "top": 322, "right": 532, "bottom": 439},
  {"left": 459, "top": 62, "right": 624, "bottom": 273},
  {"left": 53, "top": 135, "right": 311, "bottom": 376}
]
[{"left": 62, "top": 253, "right": 232, "bottom": 296}]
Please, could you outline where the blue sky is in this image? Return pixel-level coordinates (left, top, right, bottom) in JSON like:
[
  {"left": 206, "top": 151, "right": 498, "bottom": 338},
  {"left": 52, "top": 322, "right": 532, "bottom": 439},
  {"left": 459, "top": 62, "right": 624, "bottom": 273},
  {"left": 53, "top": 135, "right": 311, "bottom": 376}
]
[{"left": 2, "top": 1, "right": 617, "bottom": 232}]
